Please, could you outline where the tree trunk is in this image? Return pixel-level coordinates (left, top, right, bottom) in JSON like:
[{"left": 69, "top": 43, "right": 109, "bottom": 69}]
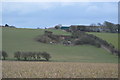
[
  {"left": 3, "top": 57, "right": 5, "bottom": 60},
  {"left": 17, "top": 57, "right": 20, "bottom": 60},
  {"left": 24, "top": 57, "right": 27, "bottom": 61},
  {"left": 46, "top": 58, "right": 49, "bottom": 61}
]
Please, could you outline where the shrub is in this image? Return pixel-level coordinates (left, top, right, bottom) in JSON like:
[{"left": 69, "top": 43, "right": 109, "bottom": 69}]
[
  {"left": 36, "top": 52, "right": 42, "bottom": 60},
  {"left": 14, "top": 51, "right": 21, "bottom": 60},
  {"left": 21, "top": 52, "right": 29, "bottom": 61},
  {"left": 2, "top": 51, "right": 8, "bottom": 60},
  {"left": 55, "top": 25, "right": 60, "bottom": 29},
  {"left": 41, "top": 52, "right": 51, "bottom": 61},
  {"left": 71, "top": 31, "right": 85, "bottom": 38},
  {"left": 28, "top": 52, "right": 35, "bottom": 60},
  {"left": 5, "top": 24, "right": 9, "bottom": 27},
  {"left": 37, "top": 35, "right": 52, "bottom": 43},
  {"left": 94, "top": 42, "right": 101, "bottom": 48},
  {"left": 48, "top": 35, "right": 60, "bottom": 42},
  {"left": 73, "top": 34, "right": 101, "bottom": 48}
]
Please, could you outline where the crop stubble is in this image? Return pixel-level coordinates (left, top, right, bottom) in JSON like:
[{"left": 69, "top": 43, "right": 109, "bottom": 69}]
[{"left": 2, "top": 61, "right": 118, "bottom": 78}]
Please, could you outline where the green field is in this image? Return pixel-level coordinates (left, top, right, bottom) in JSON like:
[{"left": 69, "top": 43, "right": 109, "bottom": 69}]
[{"left": 2, "top": 28, "right": 118, "bottom": 63}]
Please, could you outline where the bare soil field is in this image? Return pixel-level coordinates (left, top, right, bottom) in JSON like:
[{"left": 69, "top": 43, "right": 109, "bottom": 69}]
[{"left": 2, "top": 61, "right": 118, "bottom": 78}]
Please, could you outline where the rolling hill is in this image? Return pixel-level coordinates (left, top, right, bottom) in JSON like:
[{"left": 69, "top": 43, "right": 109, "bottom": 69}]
[{"left": 2, "top": 28, "right": 118, "bottom": 63}]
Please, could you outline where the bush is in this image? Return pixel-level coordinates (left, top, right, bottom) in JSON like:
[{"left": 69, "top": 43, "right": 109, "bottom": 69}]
[
  {"left": 41, "top": 52, "right": 51, "bottom": 61},
  {"left": 21, "top": 52, "right": 29, "bottom": 61},
  {"left": 71, "top": 31, "right": 85, "bottom": 38},
  {"left": 94, "top": 42, "right": 101, "bottom": 48},
  {"left": 1, "top": 51, "right": 8, "bottom": 60},
  {"left": 37, "top": 35, "right": 52, "bottom": 43},
  {"left": 55, "top": 25, "right": 60, "bottom": 29},
  {"left": 36, "top": 52, "right": 42, "bottom": 60},
  {"left": 74, "top": 36, "right": 101, "bottom": 48},
  {"left": 14, "top": 51, "right": 21, "bottom": 60},
  {"left": 48, "top": 35, "right": 60, "bottom": 42}
]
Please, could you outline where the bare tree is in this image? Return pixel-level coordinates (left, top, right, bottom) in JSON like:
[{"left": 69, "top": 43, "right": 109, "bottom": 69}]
[
  {"left": 14, "top": 51, "right": 21, "bottom": 60},
  {"left": 2, "top": 51, "right": 8, "bottom": 60},
  {"left": 41, "top": 52, "right": 51, "bottom": 61}
]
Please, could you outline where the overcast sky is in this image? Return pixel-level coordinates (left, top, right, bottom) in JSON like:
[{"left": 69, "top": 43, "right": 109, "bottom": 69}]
[{"left": 2, "top": 2, "right": 118, "bottom": 28}]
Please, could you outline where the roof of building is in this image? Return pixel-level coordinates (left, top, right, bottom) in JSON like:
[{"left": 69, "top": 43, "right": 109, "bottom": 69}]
[{"left": 61, "top": 26, "right": 70, "bottom": 29}]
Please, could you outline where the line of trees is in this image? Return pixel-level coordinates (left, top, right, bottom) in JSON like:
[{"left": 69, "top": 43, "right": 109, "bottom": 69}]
[
  {"left": 0, "top": 51, "right": 51, "bottom": 61},
  {"left": 90, "top": 21, "right": 119, "bottom": 33},
  {"left": 72, "top": 31, "right": 101, "bottom": 48},
  {"left": 14, "top": 51, "right": 51, "bottom": 61}
]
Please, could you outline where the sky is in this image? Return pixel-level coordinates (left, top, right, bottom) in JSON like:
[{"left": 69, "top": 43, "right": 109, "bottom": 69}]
[{"left": 1, "top": 2, "right": 118, "bottom": 28}]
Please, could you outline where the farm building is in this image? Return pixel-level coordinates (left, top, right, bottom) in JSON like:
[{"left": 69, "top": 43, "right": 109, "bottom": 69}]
[{"left": 60, "top": 26, "right": 70, "bottom": 30}]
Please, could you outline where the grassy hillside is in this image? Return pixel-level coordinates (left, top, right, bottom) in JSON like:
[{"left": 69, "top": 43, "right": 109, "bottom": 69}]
[
  {"left": 88, "top": 32, "right": 118, "bottom": 49},
  {"left": 2, "top": 28, "right": 118, "bottom": 63}
]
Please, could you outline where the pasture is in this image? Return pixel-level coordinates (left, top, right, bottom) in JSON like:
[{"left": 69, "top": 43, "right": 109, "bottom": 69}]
[
  {"left": 2, "top": 28, "right": 118, "bottom": 63},
  {"left": 2, "top": 28, "right": 118, "bottom": 78}
]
